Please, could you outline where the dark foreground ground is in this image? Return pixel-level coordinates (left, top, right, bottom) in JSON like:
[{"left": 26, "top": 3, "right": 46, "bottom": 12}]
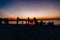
[{"left": 0, "top": 24, "right": 60, "bottom": 40}]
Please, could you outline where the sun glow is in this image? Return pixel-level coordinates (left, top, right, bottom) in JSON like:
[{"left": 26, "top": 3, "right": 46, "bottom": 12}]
[{"left": 0, "top": 1, "right": 60, "bottom": 19}]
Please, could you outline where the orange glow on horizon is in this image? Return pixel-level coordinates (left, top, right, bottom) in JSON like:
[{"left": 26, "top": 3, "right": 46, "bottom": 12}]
[{"left": 0, "top": 15, "right": 60, "bottom": 19}]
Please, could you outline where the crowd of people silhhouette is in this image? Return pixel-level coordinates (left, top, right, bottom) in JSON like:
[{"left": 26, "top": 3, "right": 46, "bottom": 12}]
[
  {"left": 0, "top": 17, "right": 54, "bottom": 26},
  {"left": 33, "top": 17, "right": 54, "bottom": 26}
]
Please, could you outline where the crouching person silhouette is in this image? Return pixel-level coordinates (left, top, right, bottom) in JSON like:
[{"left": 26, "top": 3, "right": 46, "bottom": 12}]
[
  {"left": 51, "top": 21, "right": 54, "bottom": 26},
  {"left": 39, "top": 20, "right": 44, "bottom": 26},
  {"left": 47, "top": 21, "right": 54, "bottom": 26}
]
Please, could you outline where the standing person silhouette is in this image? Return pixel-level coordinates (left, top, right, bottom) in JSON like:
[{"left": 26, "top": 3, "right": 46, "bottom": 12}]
[
  {"left": 4, "top": 18, "right": 9, "bottom": 24},
  {"left": 34, "top": 17, "right": 39, "bottom": 25},
  {"left": 17, "top": 17, "right": 19, "bottom": 24},
  {"left": 28, "top": 17, "right": 29, "bottom": 25},
  {"left": 0, "top": 18, "right": 2, "bottom": 24}
]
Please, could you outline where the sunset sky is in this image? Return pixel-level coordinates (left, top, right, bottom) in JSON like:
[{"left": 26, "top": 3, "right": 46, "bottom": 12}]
[{"left": 0, "top": 0, "right": 60, "bottom": 19}]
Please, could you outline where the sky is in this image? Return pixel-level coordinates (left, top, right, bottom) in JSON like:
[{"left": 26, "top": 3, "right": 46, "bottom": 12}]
[{"left": 0, "top": 0, "right": 60, "bottom": 19}]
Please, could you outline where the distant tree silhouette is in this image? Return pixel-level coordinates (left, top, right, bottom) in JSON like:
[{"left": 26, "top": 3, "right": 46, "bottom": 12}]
[
  {"left": 4, "top": 18, "right": 9, "bottom": 24},
  {"left": 39, "top": 20, "right": 44, "bottom": 26},
  {"left": 34, "top": 17, "right": 39, "bottom": 25},
  {"left": 0, "top": 18, "right": 2, "bottom": 24}
]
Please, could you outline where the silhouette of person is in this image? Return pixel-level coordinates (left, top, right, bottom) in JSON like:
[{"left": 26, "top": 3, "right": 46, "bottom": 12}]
[
  {"left": 47, "top": 21, "right": 54, "bottom": 26},
  {"left": 47, "top": 21, "right": 51, "bottom": 26},
  {"left": 0, "top": 18, "right": 2, "bottom": 24},
  {"left": 4, "top": 18, "right": 9, "bottom": 24},
  {"left": 28, "top": 17, "right": 29, "bottom": 24},
  {"left": 51, "top": 21, "right": 54, "bottom": 26},
  {"left": 39, "top": 20, "right": 44, "bottom": 26},
  {"left": 22, "top": 21, "right": 23, "bottom": 24},
  {"left": 30, "top": 20, "right": 33, "bottom": 25},
  {"left": 34, "top": 17, "right": 39, "bottom": 25},
  {"left": 17, "top": 17, "right": 19, "bottom": 24}
]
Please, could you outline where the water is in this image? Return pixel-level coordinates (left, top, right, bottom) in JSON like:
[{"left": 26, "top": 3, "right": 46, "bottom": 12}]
[
  {"left": 42, "top": 20, "right": 60, "bottom": 25},
  {"left": 2, "top": 20, "right": 60, "bottom": 25}
]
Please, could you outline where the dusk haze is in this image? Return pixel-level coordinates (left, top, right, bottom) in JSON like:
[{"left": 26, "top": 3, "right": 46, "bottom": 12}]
[
  {"left": 0, "top": 0, "right": 60, "bottom": 40},
  {"left": 0, "top": 0, "right": 60, "bottom": 19}
]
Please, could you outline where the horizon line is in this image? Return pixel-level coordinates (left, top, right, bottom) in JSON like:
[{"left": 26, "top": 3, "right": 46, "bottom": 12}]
[{"left": 0, "top": 17, "right": 60, "bottom": 20}]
